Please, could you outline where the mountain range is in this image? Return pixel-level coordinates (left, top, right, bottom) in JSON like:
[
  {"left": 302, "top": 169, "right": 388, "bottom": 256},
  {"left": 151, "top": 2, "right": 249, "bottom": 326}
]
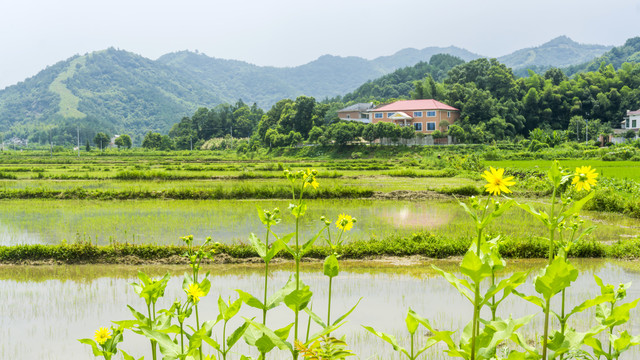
[{"left": 0, "top": 36, "right": 621, "bottom": 139}]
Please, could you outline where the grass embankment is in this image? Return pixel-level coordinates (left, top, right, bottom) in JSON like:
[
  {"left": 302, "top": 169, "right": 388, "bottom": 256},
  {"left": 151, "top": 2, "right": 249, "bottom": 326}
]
[{"left": 2, "top": 232, "right": 638, "bottom": 265}]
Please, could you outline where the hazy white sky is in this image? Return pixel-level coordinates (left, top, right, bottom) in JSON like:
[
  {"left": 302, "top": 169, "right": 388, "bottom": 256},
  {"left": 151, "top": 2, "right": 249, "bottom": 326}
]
[{"left": 1, "top": 0, "right": 639, "bottom": 89}]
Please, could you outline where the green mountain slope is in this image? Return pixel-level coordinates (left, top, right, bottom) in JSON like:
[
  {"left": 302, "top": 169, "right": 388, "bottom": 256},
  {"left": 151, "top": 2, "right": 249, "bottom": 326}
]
[
  {"left": 566, "top": 37, "right": 640, "bottom": 75},
  {"left": 498, "top": 36, "right": 612, "bottom": 76}
]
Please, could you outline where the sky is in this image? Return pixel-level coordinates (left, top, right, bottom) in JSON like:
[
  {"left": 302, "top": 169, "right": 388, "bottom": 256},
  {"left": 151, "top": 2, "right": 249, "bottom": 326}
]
[{"left": 1, "top": 0, "right": 639, "bottom": 90}]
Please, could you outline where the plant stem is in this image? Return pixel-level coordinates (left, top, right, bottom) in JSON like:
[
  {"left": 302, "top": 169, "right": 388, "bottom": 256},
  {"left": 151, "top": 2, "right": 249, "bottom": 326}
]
[
  {"left": 223, "top": 321, "right": 228, "bottom": 360},
  {"left": 180, "top": 321, "right": 185, "bottom": 356},
  {"left": 491, "top": 272, "right": 497, "bottom": 321},
  {"left": 327, "top": 276, "right": 333, "bottom": 328},
  {"left": 470, "top": 228, "right": 483, "bottom": 360},
  {"left": 411, "top": 333, "right": 415, "bottom": 360},
  {"left": 542, "top": 185, "right": 558, "bottom": 360},
  {"left": 147, "top": 303, "right": 157, "bottom": 360},
  {"left": 196, "top": 305, "right": 203, "bottom": 360}
]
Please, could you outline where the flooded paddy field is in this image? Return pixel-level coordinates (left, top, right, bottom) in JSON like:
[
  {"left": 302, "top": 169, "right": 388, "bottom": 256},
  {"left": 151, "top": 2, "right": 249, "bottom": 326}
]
[{"left": 1, "top": 259, "right": 639, "bottom": 359}]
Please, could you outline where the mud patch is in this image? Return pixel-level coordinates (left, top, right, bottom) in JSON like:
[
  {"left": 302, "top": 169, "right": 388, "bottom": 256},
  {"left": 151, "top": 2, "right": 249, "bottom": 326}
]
[{"left": 372, "top": 190, "right": 449, "bottom": 200}]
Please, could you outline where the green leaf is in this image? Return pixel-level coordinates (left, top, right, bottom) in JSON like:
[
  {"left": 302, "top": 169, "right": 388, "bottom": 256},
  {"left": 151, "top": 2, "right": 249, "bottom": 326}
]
[
  {"left": 433, "top": 265, "right": 473, "bottom": 302},
  {"left": 141, "top": 328, "right": 181, "bottom": 357},
  {"left": 248, "top": 233, "right": 267, "bottom": 259},
  {"left": 460, "top": 248, "right": 492, "bottom": 285},
  {"left": 290, "top": 202, "right": 307, "bottom": 218},
  {"left": 218, "top": 296, "right": 228, "bottom": 320},
  {"left": 482, "top": 271, "right": 528, "bottom": 306},
  {"left": 227, "top": 321, "right": 250, "bottom": 349},
  {"left": 284, "top": 285, "right": 313, "bottom": 311},
  {"left": 548, "top": 160, "right": 563, "bottom": 188},
  {"left": 534, "top": 257, "right": 578, "bottom": 300},
  {"left": 236, "top": 290, "right": 265, "bottom": 310},
  {"left": 323, "top": 254, "right": 339, "bottom": 278},
  {"left": 266, "top": 277, "right": 297, "bottom": 310},
  {"left": 405, "top": 309, "right": 419, "bottom": 335},
  {"left": 565, "top": 293, "right": 612, "bottom": 319},
  {"left": 304, "top": 307, "right": 327, "bottom": 328},
  {"left": 224, "top": 298, "right": 243, "bottom": 321},
  {"left": 300, "top": 227, "right": 325, "bottom": 257},
  {"left": 362, "top": 326, "right": 409, "bottom": 358},
  {"left": 244, "top": 318, "right": 293, "bottom": 352},
  {"left": 603, "top": 298, "right": 640, "bottom": 327},
  {"left": 78, "top": 339, "right": 103, "bottom": 357},
  {"left": 120, "top": 349, "right": 143, "bottom": 360},
  {"left": 332, "top": 298, "right": 362, "bottom": 326},
  {"left": 264, "top": 238, "right": 286, "bottom": 263},
  {"left": 560, "top": 191, "right": 595, "bottom": 219}
]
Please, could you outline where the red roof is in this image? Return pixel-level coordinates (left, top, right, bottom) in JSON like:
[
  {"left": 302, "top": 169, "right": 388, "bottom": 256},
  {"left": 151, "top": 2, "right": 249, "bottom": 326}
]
[{"left": 372, "top": 99, "right": 458, "bottom": 112}]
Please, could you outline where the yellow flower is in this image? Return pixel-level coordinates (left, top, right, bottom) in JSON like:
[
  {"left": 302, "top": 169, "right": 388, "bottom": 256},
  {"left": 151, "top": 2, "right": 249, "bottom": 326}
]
[
  {"left": 304, "top": 168, "right": 319, "bottom": 189},
  {"left": 186, "top": 283, "right": 206, "bottom": 303},
  {"left": 336, "top": 214, "right": 354, "bottom": 231},
  {"left": 94, "top": 327, "right": 111, "bottom": 345},
  {"left": 481, "top": 167, "right": 515, "bottom": 196},
  {"left": 572, "top": 166, "right": 598, "bottom": 191}
]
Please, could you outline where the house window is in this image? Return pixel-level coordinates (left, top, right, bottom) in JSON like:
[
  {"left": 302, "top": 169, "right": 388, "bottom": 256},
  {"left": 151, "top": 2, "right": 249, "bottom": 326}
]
[
  {"left": 427, "top": 122, "right": 436, "bottom": 131},
  {"left": 447, "top": 111, "right": 451, "bottom": 118},
  {"left": 346, "top": 114, "right": 350, "bottom": 119},
  {"left": 413, "top": 111, "right": 422, "bottom": 117},
  {"left": 387, "top": 112, "right": 395, "bottom": 118},
  {"left": 374, "top": 113, "right": 383, "bottom": 119},
  {"left": 634, "top": 120, "right": 637, "bottom": 128},
  {"left": 414, "top": 122, "right": 422, "bottom": 131},
  {"left": 427, "top": 111, "right": 436, "bottom": 117},
  {"left": 361, "top": 113, "right": 369, "bottom": 119}
]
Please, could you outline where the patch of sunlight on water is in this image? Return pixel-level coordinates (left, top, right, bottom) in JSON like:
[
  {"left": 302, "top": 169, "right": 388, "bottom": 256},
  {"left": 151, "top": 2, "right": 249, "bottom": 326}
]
[{"left": 1, "top": 259, "right": 640, "bottom": 359}]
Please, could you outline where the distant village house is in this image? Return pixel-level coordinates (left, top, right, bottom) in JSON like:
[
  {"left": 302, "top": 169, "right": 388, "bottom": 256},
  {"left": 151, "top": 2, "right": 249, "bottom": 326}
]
[
  {"left": 337, "top": 102, "right": 374, "bottom": 123},
  {"left": 369, "top": 99, "right": 459, "bottom": 134}
]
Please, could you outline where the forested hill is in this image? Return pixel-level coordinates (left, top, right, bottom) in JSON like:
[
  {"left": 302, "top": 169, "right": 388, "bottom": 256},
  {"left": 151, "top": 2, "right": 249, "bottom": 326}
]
[
  {"left": 565, "top": 37, "right": 640, "bottom": 75},
  {"left": 498, "top": 36, "right": 612, "bottom": 76},
  {"left": 0, "top": 37, "right": 620, "bottom": 144}
]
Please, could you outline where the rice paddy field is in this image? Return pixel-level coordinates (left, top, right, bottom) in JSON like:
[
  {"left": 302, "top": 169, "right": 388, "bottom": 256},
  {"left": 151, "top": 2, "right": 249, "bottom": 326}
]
[
  {"left": 2, "top": 147, "right": 640, "bottom": 359},
  {"left": 1, "top": 260, "right": 639, "bottom": 359}
]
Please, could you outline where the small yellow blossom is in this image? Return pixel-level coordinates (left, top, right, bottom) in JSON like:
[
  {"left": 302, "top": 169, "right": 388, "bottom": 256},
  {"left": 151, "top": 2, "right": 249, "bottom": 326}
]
[
  {"left": 94, "top": 327, "right": 111, "bottom": 345},
  {"left": 186, "top": 283, "right": 206, "bottom": 303},
  {"left": 572, "top": 166, "right": 598, "bottom": 192},
  {"left": 481, "top": 167, "right": 515, "bottom": 196},
  {"left": 304, "top": 168, "right": 319, "bottom": 189},
  {"left": 336, "top": 214, "right": 354, "bottom": 231}
]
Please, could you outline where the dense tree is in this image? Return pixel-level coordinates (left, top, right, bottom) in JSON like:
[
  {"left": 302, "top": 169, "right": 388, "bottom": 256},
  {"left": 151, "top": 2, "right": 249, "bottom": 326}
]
[
  {"left": 142, "top": 132, "right": 163, "bottom": 149},
  {"left": 114, "top": 134, "right": 132, "bottom": 149},
  {"left": 93, "top": 132, "right": 110, "bottom": 150}
]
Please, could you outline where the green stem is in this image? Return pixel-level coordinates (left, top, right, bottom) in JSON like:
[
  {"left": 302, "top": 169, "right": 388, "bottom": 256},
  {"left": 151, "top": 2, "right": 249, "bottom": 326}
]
[
  {"left": 223, "top": 320, "right": 228, "bottom": 360},
  {"left": 542, "top": 185, "right": 558, "bottom": 360},
  {"left": 491, "top": 272, "right": 497, "bottom": 321},
  {"left": 327, "top": 276, "right": 333, "bottom": 328},
  {"left": 180, "top": 321, "right": 185, "bottom": 356},
  {"left": 470, "top": 228, "right": 483, "bottom": 360},
  {"left": 559, "top": 289, "right": 566, "bottom": 360},
  {"left": 196, "top": 305, "right": 203, "bottom": 360},
  {"left": 147, "top": 303, "right": 157, "bottom": 360},
  {"left": 411, "top": 333, "right": 415, "bottom": 360}
]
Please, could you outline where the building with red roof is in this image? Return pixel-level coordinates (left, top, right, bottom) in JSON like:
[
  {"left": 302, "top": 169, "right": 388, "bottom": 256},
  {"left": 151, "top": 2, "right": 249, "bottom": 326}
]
[{"left": 370, "top": 99, "right": 459, "bottom": 134}]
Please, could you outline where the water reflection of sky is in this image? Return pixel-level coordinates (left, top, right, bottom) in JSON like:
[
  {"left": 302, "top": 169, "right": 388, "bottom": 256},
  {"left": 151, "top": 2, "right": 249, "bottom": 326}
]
[
  {"left": 1, "top": 259, "right": 639, "bottom": 359},
  {"left": 1, "top": 199, "right": 637, "bottom": 246}
]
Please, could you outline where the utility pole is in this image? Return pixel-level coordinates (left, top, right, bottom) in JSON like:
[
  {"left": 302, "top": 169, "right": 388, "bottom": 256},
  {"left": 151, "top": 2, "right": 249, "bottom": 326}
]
[{"left": 190, "top": 135, "right": 193, "bottom": 151}]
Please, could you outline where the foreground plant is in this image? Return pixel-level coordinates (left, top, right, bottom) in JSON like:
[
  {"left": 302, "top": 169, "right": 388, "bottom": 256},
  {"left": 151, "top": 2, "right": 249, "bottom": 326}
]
[{"left": 80, "top": 326, "right": 135, "bottom": 360}]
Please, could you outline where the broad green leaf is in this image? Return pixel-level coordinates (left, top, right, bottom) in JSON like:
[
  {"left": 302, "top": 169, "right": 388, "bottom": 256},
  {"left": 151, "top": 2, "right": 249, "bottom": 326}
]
[
  {"left": 482, "top": 271, "right": 528, "bottom": 306},
  {"left": 304, "top": 306, "right": 327, "bottom": 328},
  {"left": 458, "top": 201, "right": 479, "bottom": 224},
  {"left": 323, "top": 254, "right": 339, "bottom": 278},
  {"left": 227, "top": 321, "right": 250, "bottom": 349},
  {"left": 199, "top": 277, "right": 211, "bottom": 297},
  {"left": 565, "top": 294, "right": 612, "bottom": 319},
  {"left": 548, "top": 160, "right": 563, "bottom": 187},
  {"left": 224, "top": 298, "right": 243, "bottom": 321},
  {"left": 264, "top": 238, "right": 286, "bottom": 263},
  {"left": 218, "top": 296, "right": 228, "bottom": 319},
  {"left": 560, "top": 191, "right": 595, "bottom": 219},
  {"left": 603, "top": 299, "right": 640, "bottom": 327},
  {"left": 433, "top": 265, "right": 474, "bottom": 302},
  {"left": 78, "top": 339, "right": 103, "bottom": 357},
  {"left": 236, "top": 290, "right": 265, "bottom": 310},
  {"left": 534, "top": 257, "right": 578, "bottom": 300},
  {"left": 266, "top": 277, "right": 297, "bottom": 310},
  {"left": 362, "top": 326, "right": 409, "bottom": 358},
  {"left": 405, "top": 309, "right": 419, "bottom": 335},
  {"left": 460, "top": 249, "right": 492, "bottom": 284},
  {"left": 300, "top": 227, "right": 325, "bottom": 257},
  {"left": 512, "top": 290, "right": 546, "bottom": 309},
  {"left": 244, "top": 318, "right": 293, "bottom": 352},
  {"left": 284, "top": 285, "right": 313, "bottom": 311},
  {"left": 141, "top": 328, "right": 181, "bottom": 357},
  {"left": 290, "top": 202, "right": 307, "bottom": 218},
  {"left": 248, "top": 233, "right": 267, "bottom": 259},
  {"left": 120, "top": 349, "right": 143, "bottom": 360}
]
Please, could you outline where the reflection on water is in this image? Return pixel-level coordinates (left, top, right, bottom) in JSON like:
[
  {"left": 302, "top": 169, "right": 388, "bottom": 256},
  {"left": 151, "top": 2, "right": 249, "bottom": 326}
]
[
  {"left": 0, "top": 199, "right": 637, "bottom": 246},
  {"left": 1, "top": 259, "right": 639, "bottom": 359}
]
